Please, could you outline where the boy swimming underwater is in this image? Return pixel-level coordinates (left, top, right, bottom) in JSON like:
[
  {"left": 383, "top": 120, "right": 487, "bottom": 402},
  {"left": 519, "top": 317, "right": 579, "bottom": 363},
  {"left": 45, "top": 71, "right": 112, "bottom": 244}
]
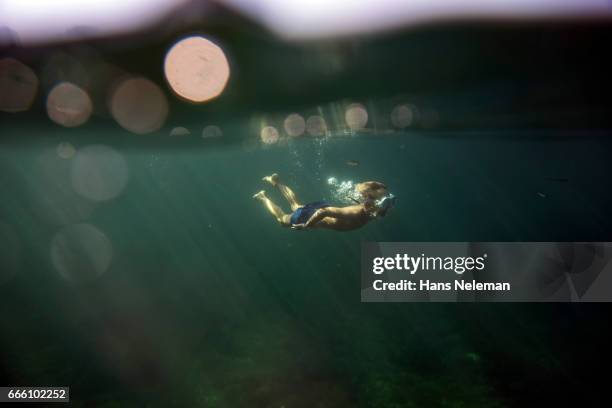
[{"left": 253, "top": 173, "right": 395, "bottom": 231}]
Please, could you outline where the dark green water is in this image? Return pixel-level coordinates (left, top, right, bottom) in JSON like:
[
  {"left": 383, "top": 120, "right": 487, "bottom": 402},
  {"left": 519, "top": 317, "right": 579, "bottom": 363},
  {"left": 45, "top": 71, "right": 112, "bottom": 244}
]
[{"left": 1, "top": 127, "right": 611, "bottom": 407}]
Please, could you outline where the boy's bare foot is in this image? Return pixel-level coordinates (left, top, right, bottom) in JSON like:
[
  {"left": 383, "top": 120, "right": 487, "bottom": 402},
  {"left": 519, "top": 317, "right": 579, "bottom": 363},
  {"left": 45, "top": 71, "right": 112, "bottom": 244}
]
[
  {"left": 262, "top": 173, "right": 279, "bottom": 187},
  {"left": 252, "top": 190, "right": 266, "bottom": 200}
]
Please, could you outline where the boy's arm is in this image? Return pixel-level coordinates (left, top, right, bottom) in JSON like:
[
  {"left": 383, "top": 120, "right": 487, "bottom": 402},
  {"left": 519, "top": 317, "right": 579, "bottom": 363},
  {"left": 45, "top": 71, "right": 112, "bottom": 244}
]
[{"left": 303, "top": 206, "right": 360, "bottom": 228}]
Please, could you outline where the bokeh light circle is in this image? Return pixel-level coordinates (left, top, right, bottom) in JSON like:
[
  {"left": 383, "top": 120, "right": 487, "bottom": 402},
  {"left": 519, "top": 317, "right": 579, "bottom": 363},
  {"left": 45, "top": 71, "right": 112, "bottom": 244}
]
[
  {"left": 29, "top": 149, "right": 97, "bottom": 226},
  {"left": 260, "top": 126, "right": 279, "bottom": 144},
  {"left": 110, "top": 77, "right": 168, "bottom": 134},
  {"left": 71, "top": 145, "right": 129, "bottom": 202},
  {"left": 391, "top": 104, "right": 415, "bottom": 128},
  {"left": 170, "top": 126, "right": 190, "bottom": 136},
  {"left": 47, "top": 82, "right": 93, "bottom": 127},
  {"left": 57, "top": 142, "right": 76, "bottom": 159},
  {"left": 51, "top": 223, "right": 112, "bottom": 284},
  {"left": 164, "top": 36, "right": 230, "bottom": 103},
  {"left": 41, "top": 52, "right": 90, "bottom": 91},
  {"left": 0, "top": 58, "right": 38, "bottom": 113},
  {"left": 202, "top": 125, "right": 222, "bottom": 139},
  {"left": 345, "top": 103, "right": 368, "bottom": 130},
  {"left": 306, "top": 115, "right": 327, "bottom": 136},
  {"left": 284, "top": 113, "right": 305, "bottom": 137}
]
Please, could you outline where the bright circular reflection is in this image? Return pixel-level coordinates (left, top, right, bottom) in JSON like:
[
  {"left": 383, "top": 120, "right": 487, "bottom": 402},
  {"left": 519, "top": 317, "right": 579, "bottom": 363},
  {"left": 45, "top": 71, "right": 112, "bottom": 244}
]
[
  {"left": 51, "top": 223, "right": 112, "bottom": 284},
  {"left": 47, "top": 82, "right": 92, "bottom": 127},
  {"left": 164, "top": 36, "right": 230, "bottom": 103},
  {"left": 0, "top": 58, "right": 38, "bottom": 113},
  {"left": 260, "top": 126, "right": 279, "bottom": 144},
  {"left": 306, "top": 115, "right": 327, "bottom": 137},
  {"left": 110, "top": 77, "right": 168, "bottom": 134},
  {"left": 345, "top": 103, "right": 368, "bottom": 130},
  {"left": 71, "top": 145, "right": 129, "bottom": 202},
  {"left": 391, "top": 104, "right": 415, "bottom": 128},
  {"left": 170, "top": 126, "right": 190, "bottom": 136},
  {"left": 202, "top": 125, "right": 222, "bottom": 139},
  {"left": 57, "top": 142, "right": 76, "bottom": 159},
  {"left": 284, "top": 113, "right": 305, "bottom": 137}
]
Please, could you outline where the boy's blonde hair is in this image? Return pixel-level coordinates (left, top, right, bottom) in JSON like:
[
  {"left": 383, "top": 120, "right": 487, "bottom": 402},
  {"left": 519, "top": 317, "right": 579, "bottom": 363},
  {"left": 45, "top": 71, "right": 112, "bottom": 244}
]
[{"left": 355, "top": 181, "right": 388, "bottom": 201}]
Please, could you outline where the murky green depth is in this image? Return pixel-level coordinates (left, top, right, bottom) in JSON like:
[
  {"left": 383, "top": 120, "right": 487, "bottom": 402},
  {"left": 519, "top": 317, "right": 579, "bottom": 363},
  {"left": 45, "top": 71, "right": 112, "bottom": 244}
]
[{"left": 1, "top": 128, "right": 611, "bottom": 407}]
